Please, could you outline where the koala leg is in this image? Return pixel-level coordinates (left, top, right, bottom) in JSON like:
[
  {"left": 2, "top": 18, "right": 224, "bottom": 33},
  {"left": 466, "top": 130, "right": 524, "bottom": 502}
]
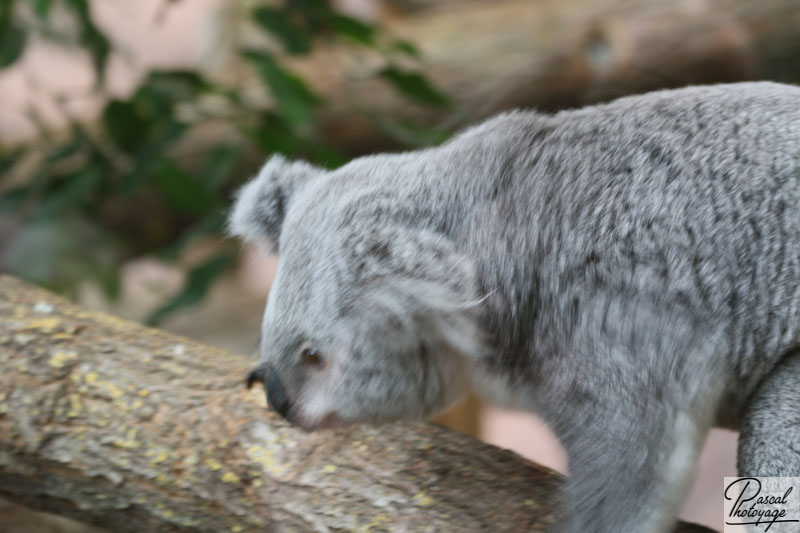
[
  {"left": 548, "top": 296, "right": 722, "bottom": 533},
  {"left": 738, "top": 350, "right": 800, "bottom": 476},
  {"left": 555, "top": 395, "right": 709, "bottom": 533}
]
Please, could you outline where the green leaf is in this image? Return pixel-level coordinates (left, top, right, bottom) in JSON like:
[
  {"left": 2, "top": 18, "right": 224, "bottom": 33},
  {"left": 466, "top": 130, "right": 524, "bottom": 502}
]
[
  {"left": 0, "top": 23, "right": 26, "bottom": 69},
  {"left": 32, "top": 0, "right": 52, "bottom": 17},
  {"left": 103, "top": 100, "right": 152, "bottom": 152},
  {"left": 38, "top": 169, "right": 101, "bottom": 217},
  {"left": 45, "top": 136, "right": 85, "bottom": 164},
  {"left": 286, "top": 0, "right": 330, "bottom": 12},
  {"left": 247, "top": 113, "right": 299, "bottom": 155},
  {"left": 145, "top": 70, "right": 210, "bottom": 101},
  {"left": 147, "top": 251, "right": 235, "bottom": 325},
  {"left": 304, "top": 143, "right": 347, "bottom": 169},
  {"left": 119, "top": 119, "right": 187, "bottom": 193},
  {"left": 160, "top": 210, "right": 227, "bottom": 260},
  {"left": 244, "top": 51, "right": 321, "bottom": 126},
  {"left": 152, "top": 162, "right": 215, "bottom": 216},
  {"left": 85, "top": 32, "right": 110, "bottom": 80},
  {"left": 0, "top": 146, "right": 25, "bottom": 181},
  {"left": 65, "top": 0, "right": 110, "bottom": 81},
  {"left": 199, "top": 144, "right": 242, "bottom": 192},
  {"left": 285, "top": 0, "right": 330, "bottom": 26},
  {"left": 90, "top": 258, "right": 121, "bottom": 299},
  {"left": 393, "top": 39, "right": 420, "bottom": 58},
  {"left": 0, "top": 184, "right": 28, "bottom": 213},
  {"left": 331, "top": 15, "right": 375, "bottom": 46},
  {"left": 379, "top": 65, "right": 449, "bottom": 107},
  {"left": 253, "top": 6, "right": 311, "bottom": 55}
]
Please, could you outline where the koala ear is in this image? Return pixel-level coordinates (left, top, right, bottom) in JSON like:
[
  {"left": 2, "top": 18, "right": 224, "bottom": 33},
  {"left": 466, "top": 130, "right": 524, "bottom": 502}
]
[
  {"left": 228, "top": 154, "right": 324, "bottom": 252},
  {"left": 352, "top": 227, "right": 486, "bottom": 360}
]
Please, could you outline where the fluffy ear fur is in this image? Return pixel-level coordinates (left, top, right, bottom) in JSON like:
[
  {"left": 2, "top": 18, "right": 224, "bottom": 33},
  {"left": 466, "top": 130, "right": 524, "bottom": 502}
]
[
  {"left": 228, "top": 154, "right": 324, "bottom": 252},
  {"left": 350, "top": 227, "right": 487, "bottom": 360}
]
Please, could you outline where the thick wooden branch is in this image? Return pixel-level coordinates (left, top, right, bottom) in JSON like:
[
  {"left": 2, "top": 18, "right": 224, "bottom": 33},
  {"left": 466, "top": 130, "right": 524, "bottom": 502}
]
[
  {"left": 0, "top": 276, "right": 715, "bottom": 532},
  {"left": 280, "top": 0, "right": 800, "bottom": 152}
]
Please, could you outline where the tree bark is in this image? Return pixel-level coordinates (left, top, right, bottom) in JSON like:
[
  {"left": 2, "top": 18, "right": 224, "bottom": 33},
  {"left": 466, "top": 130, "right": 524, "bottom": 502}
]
[
  {"left": 0, "top": 275, "right": 716, "bottom": 532},
  {"left": 275, "top": 0, "right": 800, "bottom": 153}
]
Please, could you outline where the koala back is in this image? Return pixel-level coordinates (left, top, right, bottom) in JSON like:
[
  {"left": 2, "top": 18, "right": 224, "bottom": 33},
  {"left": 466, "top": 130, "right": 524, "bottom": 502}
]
[{"left": 231, "top": 81, "right": 800, "bottom": 429}]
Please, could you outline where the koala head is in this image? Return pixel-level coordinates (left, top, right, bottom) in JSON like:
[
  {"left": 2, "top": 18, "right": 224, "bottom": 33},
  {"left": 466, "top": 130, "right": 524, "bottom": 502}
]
[{"left": 229, "top": 155, "right": 484, "bottom": 431}]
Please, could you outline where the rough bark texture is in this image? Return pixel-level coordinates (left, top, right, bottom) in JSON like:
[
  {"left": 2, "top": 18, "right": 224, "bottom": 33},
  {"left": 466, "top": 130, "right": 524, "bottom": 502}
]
[
  {"left": 0, "top": 275, "right": 716, "bottom": 532},
  {"left": 279, "top": 0, "right": 800, "bottom": 153}
]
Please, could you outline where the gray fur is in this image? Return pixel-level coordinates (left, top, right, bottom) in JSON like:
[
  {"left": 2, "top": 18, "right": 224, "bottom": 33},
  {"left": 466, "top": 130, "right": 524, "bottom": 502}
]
[
  {"left": 738, "top": 350, "right": 800, "bottom": 476},
  {"left": 230, "top": 81, "right": 800, "bottom": 532}
]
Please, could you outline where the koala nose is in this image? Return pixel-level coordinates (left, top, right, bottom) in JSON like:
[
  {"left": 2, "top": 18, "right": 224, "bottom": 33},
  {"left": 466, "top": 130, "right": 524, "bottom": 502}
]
[
  {"left": 246, "top": 365, "right": 291, "bottom": 421},
  {"left": 265, "top": 366, "right": 291, "bottom": 420}
]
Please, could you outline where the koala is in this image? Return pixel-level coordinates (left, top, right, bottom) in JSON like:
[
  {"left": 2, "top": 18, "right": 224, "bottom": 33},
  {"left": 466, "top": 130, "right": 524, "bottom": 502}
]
[{"left": 229, "top": 81, "right": 800, "bottom": 532}]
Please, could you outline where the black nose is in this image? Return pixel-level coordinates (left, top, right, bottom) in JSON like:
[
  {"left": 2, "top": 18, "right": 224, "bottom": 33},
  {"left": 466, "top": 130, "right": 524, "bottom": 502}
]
[
  {"left": 265, "top": 367, "right": 291, "bottom": 419},
  {"left": 246, "top": 365, "right": 291, "bottom": 420}
]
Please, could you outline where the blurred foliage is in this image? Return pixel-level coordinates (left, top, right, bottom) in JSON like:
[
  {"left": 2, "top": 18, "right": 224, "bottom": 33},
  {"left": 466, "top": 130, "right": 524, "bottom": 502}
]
[{"left": 0, "top": 0, "right": 451, "bottom": 324}]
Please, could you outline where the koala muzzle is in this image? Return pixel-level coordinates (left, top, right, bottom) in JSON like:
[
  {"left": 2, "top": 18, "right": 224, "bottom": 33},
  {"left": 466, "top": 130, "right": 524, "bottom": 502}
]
[{"left": 246, "top": 365, "right": 292, "bottom": 421}]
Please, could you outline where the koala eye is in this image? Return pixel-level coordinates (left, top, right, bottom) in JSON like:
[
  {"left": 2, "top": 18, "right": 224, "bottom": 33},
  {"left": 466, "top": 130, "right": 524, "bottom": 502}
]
[{"left": 300, "top": 346, "right": 324, "bottom": 368}]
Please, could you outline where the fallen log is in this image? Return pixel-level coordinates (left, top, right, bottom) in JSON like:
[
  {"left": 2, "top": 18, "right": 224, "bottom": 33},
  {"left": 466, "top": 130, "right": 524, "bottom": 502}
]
[{"left": 0, "top": 275, "right": 715, "bottom": 532}]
